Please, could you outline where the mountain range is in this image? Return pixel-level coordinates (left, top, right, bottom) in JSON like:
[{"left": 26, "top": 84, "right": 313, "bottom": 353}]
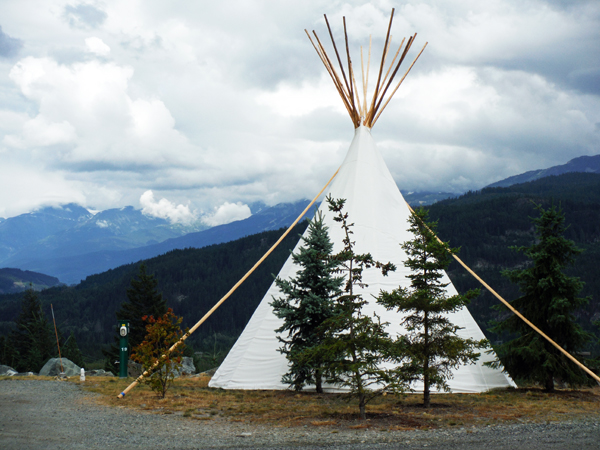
[
  {"left": 486, "top": 154, "right": 600, "bottom": 188},
  {"left": 0, "top": 200, "right": 315, "bottom": 285},
  {"left": 0, "top": 153, "right": 597, "bottom": 286}
]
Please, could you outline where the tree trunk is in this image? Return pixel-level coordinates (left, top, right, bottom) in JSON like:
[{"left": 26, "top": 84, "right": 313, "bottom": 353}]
[
  {"left": 315, "top": 369, "right": 323, "bottom": 394},
  {"left": 423, "top": 311, "right": 431, "bottom": 408},
  {"left": 359, "top": 394, "right": 366, "bottom": 420},
  {"left": 423, "top": 375, "right": 431, "bottom": 408},
  {"left": 545, "top": 374, "right": 554, "bottom": 392}
]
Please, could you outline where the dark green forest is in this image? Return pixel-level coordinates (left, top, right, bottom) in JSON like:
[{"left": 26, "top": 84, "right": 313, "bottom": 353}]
[
  {"left": 0, "top": 221, "right": 309, "bottom": 362},
  {"left": 1, "top": 172, "right": 599, "bottom": 367}
]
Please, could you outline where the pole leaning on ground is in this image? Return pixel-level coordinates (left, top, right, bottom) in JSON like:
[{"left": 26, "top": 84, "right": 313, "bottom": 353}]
[
  {"left": 405, "top": 202, "right": 600, "bottom": 385},
  {"left": 50, "top": 304, "right": 64, "bottom": 374},
  {"left": 117, "top": 167, "right": 341, "bottom": 398}
]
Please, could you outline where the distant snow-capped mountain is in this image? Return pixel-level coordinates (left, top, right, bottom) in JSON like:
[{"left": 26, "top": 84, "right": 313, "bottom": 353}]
[
  {"left": 0, "top": 200, "right": 314, "bottom": 284},
  {"left": 0, "top": 203, "right": 208, "bottom": 267}
]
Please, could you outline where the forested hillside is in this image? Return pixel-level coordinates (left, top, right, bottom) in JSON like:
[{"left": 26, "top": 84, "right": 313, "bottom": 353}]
[
  {"left": 429, "top": 172, "right": 600, "bottom": 350},
  {"left": 0, "top": 268, "right": 62, "bottom": 294},
  {"left": 0, "top": 221, "right": 308, "bottom": 360}
]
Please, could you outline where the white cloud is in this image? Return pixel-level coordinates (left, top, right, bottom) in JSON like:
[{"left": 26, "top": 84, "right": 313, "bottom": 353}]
[
  {"left": 0, "top": 0, "right": 598, "bottom": 219},
  {"left": 256, "top": 75, "right": 343, "bottom": 117},
  {"left": 0, "top": 161, "right": 86, "bottom": 218},
  {"left": 4, "top": 114, "right": 76, "bottom": 148},
  {"left": 139, "top": 190, "right": 196, "bottom": 224},
  {"left": 202, "top": 202, "right": 252, "bottom": 227},
  {"left": 5, "top": 55, "right": 196, "bottom": 166},
  {"left": 85, "top": 37, "right": 110, "bottom": 56}
]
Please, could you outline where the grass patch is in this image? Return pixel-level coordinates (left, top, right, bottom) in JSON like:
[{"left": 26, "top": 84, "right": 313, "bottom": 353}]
[{"left": 69, "top": 376, "right": 600, "bottom": 431}]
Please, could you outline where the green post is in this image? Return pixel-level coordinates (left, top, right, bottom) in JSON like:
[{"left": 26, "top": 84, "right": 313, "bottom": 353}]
[{"left": 118, "top": 320, "right": 130, "bottom": 378}]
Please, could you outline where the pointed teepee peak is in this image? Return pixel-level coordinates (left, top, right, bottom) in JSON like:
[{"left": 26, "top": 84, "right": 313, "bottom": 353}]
[{"left": 306, "top": 9, "right": 427, "bottom": 129}]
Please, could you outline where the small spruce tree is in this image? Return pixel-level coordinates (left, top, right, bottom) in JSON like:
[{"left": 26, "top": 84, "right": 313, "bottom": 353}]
[
  {"left": 489, "top": 203, "right": 592, "bottom": 391},
  {"left": 271, "top": 212, "right": 344, "bottom": 392},
  {"left": 377, "top": 207, "right": 484, "bottom": 408},
  {"left": 306, "top": 197, "right": 397, "bottom": 419}
]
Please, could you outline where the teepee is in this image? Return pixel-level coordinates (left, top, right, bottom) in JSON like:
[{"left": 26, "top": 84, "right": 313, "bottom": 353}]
[{"left": 209, "top": 10, "right": 514, "bottom": 393}]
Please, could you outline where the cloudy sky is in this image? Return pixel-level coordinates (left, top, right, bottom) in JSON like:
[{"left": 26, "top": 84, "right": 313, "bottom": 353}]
[{"left": 0, "top": 0, "right": 598, "bottom": 224}]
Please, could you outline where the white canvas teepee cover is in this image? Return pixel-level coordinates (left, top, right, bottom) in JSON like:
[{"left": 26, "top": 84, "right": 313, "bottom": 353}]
[{"left": 209, "top": 126, "right": 515, "bottom": 393}]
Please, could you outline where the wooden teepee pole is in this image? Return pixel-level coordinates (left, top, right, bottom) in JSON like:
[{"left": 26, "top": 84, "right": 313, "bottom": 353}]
[
  {"left": 117, "top": 167, "right": 342, "bottom": 398},
  {"left": 324, "top": 15, "right": 353, "bottom": 109},
  {"left": 50, "top": 304, "right": 64, "bottom": 374},
  {"left": 379, "top": 37, "right": 406, "bottom": 96},
  {"left": 405, "top": 202, "right": 600, "bottom": 385},
  {"left": 362, "top": 36, "right": 372, "bottom": 123},
  {"left": 372, "top": 42, "right": 428, "bottom": 126},
  {"left": 308, "top": 9, "right": 424, "bottom": 129},
  {"left": 365, "top": 8, "right": 395, "bottom": 127},
  {"left": 307, "top": 30, "right": 354, "bottom": 117}
]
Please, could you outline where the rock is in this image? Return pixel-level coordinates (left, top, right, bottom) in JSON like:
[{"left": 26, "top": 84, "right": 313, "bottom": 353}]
[
  {"left": 39, "top": 358, "right": 81, "bottom": 377},
  {"left": 178, "top": 357, "right": 196, "bottom": 376},
  {"left": 128, "top": 360, "right": 143, "bottom": 378},
  {"left": 0, "top": 365, "right": 18, "bottom": 376},
  {"left": 200, "top": 367, "right": 218, "bottom": 376},
  {"left": 124, "top": 357, "right": 195, "bottom": 379},
  {"left": 85, "top": 369, "right": 115, "bottom": 377}
]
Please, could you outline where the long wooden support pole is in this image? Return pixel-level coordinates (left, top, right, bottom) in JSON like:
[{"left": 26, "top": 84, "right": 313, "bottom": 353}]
[
  {"left": 117, "top": 167, "right": 341, "bottom": 398},
  {"left": 50, "top": 304, "right": 64, "bottom": 374},
  {"left": 405, "top": 203, "right": 600, "bottom": 385}
]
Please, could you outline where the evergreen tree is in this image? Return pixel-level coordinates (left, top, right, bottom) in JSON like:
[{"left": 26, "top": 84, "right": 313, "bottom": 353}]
[
  {"left": 0, "top": 335, "right": 11, "bottom": 367},
  {"left": 306, "top": 197, "right": 397, "bottom": 419},
  {"left": 490, "top": 203, "right": 592, "bottom": 391},
  {"left": 378, "top": 207, "right": 484, "bottom": 408},
  {"left": 271, "top": 213, "right": 344, "bottom": 392},
  {"left": 62, "top": 330, "right": 84, "bottom": 367},
  {"left": 8, "top": 288, "right": 55, "bottom": 372},
  {"left": 103, "top": 264, "right": 167, "bottom": 372}
]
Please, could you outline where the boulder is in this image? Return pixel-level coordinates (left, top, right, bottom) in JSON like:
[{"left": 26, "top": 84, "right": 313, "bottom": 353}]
[
  {"left": 39, "top": 358, "right": 81, "bottom": 377},
  {"left": 120, "top": 356, "right": 196, "bottom": 378},
  {"left": 124, "top": 357, "right": 196, "bottom": 378},
  {"left": 200, "top": 367, "right": 218, "bottom": 377},
  {"left": 165, "top": 356, "right": 197, "bottom": 377},
  {"left": 86, "top": 369, "right": 115, "bottom": 377},
  {"left": 177, "top": 357, "right": 196, "bottom": 376},
  {"left": 127, "top": 360, "right": 143, "bottom": 378},
  {"left": 0, "top": 365, "right": 18, "bottom": 376}
]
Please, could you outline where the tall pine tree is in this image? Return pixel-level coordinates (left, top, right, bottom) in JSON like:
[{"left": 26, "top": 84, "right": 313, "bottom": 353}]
[
  {"left": 490, "top": 203, "right": 592, "bottom": 391},
  {"left": 62, "top": 330, "right": 84, "bottom": 367},
  {"left": 103, "top": 264, "right": 167, "bottom": 372},
  {"left": 8, "top": 288, "right": 55, "bottom": 372},
  {"left": 378, "top": 207, "right": 484, "bottom": 408},
  {"left": 271, "top": 213, "right": 343, "bottom": 392}
]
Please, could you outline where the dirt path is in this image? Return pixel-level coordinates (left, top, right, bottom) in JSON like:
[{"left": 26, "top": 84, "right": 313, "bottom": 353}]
[{"left": 1, "top": 379, "right": 599, "bottom": 449}]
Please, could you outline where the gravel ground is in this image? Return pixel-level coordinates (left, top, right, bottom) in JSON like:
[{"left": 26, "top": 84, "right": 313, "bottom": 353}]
[{"left": 1, "top": 379, "right": 599, "bottom": 450}]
